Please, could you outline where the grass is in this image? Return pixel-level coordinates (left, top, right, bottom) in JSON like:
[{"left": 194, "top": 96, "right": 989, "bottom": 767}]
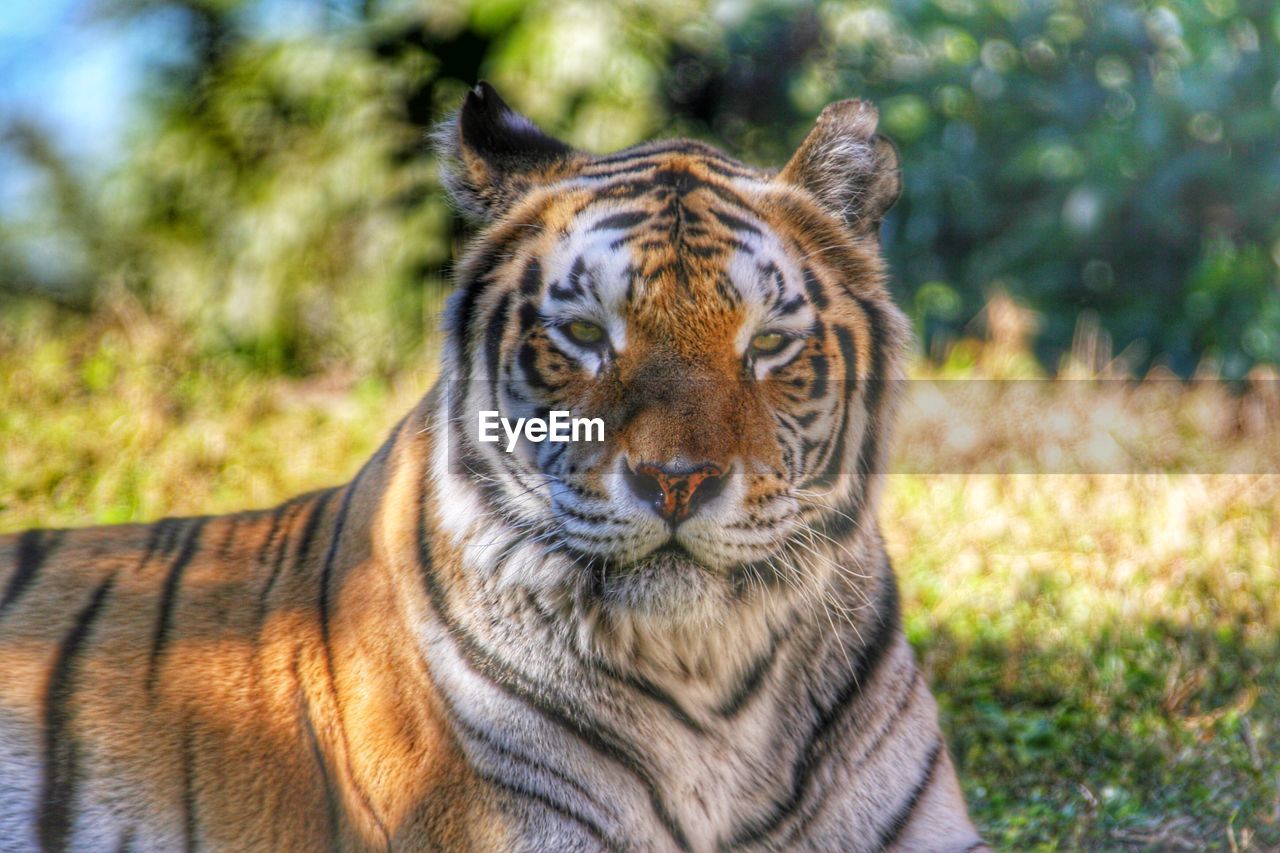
[{"left": 1, "top": 308, "right": 1277, "bottom": 849}]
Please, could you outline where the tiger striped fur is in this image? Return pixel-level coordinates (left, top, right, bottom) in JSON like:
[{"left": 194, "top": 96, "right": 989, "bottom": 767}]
[{"left": 0, "top": 83, "right": 984, "bottom": 851}]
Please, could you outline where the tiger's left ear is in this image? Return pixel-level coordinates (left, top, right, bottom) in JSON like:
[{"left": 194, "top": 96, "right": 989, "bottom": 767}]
[
  {"left": 435, "top": 82, "right": 581, "bottom": 223},
  {"left": 777, "top": 99, "right": 901, "bottom": 237}
]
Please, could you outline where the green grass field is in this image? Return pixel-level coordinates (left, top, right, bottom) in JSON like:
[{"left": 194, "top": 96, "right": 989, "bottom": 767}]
[{"left": 2, "top": 312, "right": 1277, "bottom": 850}]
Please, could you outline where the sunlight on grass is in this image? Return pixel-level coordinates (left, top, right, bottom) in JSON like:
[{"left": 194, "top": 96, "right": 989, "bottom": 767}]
[{"left": 1, "top": 310, "right": 1276, "bottom": 849}]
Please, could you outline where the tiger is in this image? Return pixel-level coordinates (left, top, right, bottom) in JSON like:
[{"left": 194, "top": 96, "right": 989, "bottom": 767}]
[{"left": 0, "top": 82, "right": 984, "bottom": 851}]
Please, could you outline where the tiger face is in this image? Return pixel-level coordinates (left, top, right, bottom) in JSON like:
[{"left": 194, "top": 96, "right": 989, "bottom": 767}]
[{"left": 438, "top": 83, "right": 908, "bottom": 626}]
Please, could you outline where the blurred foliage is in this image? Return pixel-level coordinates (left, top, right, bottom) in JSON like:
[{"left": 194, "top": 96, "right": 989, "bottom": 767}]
[{"left": 1, "top": 0, "right": 1279, "bottom": 376}]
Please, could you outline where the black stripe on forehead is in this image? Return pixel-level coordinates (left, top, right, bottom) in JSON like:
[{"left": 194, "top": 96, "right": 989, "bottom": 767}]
[
  {"left": 710, "top": 208, "right": 761, "bottom": 236},
  {"left": 590, "top": 210, "right": 649, "bottom": 232},
  {"left": 547, "top": 255, "right": 593, "bottom": 302},
  {"left": 586, "top": 139, "right": 700, "bottom": 168},
  {"left": 777, "top": 294, "right": 807, "bottom": 315},
  {"left": 581, "top": 157, "right": 757, "bottom": 188},
  {"left": 714, "top": 272, "right": 743, "bottom": 306},
  {"left": 758, "top": 261, "right": 786, "bottom": 298},
  {"left": 661, "top": 236, "right": 753, "bottom": 259},
  {"left": 572, "top": 164, "right": 757, "bottom": 213},
  {"left": 584, "top": 139, "right": 759, "bottom": 174},
  {"left": 649, "top": 165, "right": 744, "bottom": 202},
  {"left": 597, "top": 207, "right": 715, "bottom": 253}
]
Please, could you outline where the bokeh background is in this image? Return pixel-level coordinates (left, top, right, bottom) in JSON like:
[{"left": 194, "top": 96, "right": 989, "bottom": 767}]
[
  {"left": 1, "top": 0, "right": 1278, "bottom": 848},
  {"left": 3, "top": 0, "right": 1279, "bottom": 375}
]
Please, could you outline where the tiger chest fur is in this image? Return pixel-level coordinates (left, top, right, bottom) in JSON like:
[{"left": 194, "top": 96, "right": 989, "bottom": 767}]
[{"left": 0, "top": 83, "right": 984, "bottom": 852}]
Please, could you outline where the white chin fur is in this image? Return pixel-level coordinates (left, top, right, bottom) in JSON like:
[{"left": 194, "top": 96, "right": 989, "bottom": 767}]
[{"left": 434, "top": 404, "right": 813, "bottom": 689}]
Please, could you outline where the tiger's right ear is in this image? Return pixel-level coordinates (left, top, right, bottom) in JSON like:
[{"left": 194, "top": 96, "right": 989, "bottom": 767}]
[
  {"left": 777, "top": 99, "right": 901, "bottom": 238},
  {"left": 434, "top": 82, "right": 580, "bottom": 223}
]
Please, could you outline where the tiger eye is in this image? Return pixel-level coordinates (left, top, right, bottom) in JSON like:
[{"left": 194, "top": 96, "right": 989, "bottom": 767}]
[
  {"left": 566, "top": 320, "right": 605, "bottom": 346},
  {"left": 749, "top": 331, "right": 788, "bottom": 356}
]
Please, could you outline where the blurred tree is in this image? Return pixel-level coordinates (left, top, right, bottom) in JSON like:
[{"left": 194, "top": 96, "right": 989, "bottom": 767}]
[{"left": 1, "top": 0, "right": 1277, "bottom": 376}]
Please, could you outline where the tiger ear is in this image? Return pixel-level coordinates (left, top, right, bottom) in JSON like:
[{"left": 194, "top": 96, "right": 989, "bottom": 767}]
[
  {"left": 435, "top": 82, "right": 579, "bottom": 222},
  {"left": 777, "top": 99, "right": 901, "bottom": 237}
]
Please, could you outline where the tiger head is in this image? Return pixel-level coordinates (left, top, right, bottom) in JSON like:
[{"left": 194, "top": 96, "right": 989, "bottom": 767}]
[{"left": 434, "top": 83, "right": 908, "bottom": 639}]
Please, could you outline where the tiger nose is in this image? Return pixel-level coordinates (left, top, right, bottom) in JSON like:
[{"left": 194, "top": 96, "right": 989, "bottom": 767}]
[{"left": 624, "top": 460, "right": 727, "bottom": 524}]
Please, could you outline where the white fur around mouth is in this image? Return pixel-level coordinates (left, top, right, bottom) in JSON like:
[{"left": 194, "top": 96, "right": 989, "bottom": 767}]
[{"left": 627, "top": 541, "right": 708, "bottom": 572}]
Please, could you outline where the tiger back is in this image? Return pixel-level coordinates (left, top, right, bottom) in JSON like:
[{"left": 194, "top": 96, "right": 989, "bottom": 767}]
[{"left": 0, "top": 83, "right": 984, "bottom": 851}]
